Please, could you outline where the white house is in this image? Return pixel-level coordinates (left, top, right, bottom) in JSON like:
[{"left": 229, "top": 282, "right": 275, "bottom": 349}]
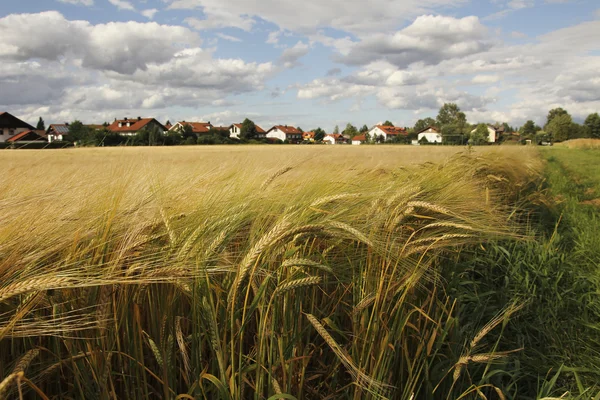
[
  {"left": 47, "top": 124, "right": 70, "bottom": 142},
  {"left": 470, "top": 125, "right": 500, "bottom": 143},
  {"left": 108, "top": 118, "right": 167, "bottom": 136},
  {"left": 266, "top": 125, "right": 303, "bottom": 143},
  {"left": 0, "top": 112, "right": 35, "bottom": 143},
  {"left": 352, "top": 134, "right": 367, "bottom": 145},
  {"left": 169, "top": 121, "right": 213, "bottom": 135},
  {"left": 229, "top": 123, "right": 266, "bottom": 139},
  {"left": 417, "top": 126, "right": 442, "bottom": 143},
  {"left": 367, "top": 125, "right": 408, "bottom": 142},
  {"left": 322, "top": 133, "right": 345, "bottom": 145}
]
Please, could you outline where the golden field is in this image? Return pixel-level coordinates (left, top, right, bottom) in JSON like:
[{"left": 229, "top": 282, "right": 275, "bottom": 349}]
[{"left": 0, "top": 145, "right": 570, "bottom": 399}]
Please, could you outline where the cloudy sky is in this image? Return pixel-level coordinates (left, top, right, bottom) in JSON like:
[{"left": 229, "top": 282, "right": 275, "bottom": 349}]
[{"left": 1, "top": 0, "right": 598, "bottom": 130}]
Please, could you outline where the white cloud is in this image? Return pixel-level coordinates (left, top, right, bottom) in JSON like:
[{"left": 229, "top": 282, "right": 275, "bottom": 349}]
[
  {"left": 141, "top": 9, "right": 158, "bottom": 19},
  {"left": 108, "top": 0, "right": 135, "bottom": 11},
  {"left": 335, "top": 15, "right": 491, "bottom": 68},
  {"left": 471, "top": 74, "right": 501, "bottom": 84},
  {"left": 164, "top": 0, "right": 470, "bottom": 35},
  {"left": 279, "top": 41, "right": 310, "bottom": 68},
  {"left": 215, "top": 33, "right": 242, "bottom": 42},
  {"left": 58, "top": 0, "right": 94, "bottom": 5}
]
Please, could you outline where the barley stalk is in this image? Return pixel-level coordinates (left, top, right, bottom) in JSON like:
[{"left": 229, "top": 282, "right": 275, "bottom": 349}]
[{"left": 0, "top": 277, "right": 75, "bottom": 302}]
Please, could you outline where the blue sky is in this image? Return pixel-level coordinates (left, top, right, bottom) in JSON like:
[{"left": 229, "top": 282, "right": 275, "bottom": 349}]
[{"left": 1, "top": 0, "right": 598, "bottom": 131}]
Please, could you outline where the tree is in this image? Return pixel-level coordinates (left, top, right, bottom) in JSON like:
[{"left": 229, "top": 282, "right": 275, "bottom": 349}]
[
  {"left": 240, "top": 118, "right": 257, "bottom": 140},
  {"left": 296, "top": 126, "right": 303, "bottom": 133},
  {"left": 584, "top": 113, "right": 600, "bottom": 138},
  {"left": 414, "top": 117, "right": 436, "bottom": 133},
  {"left": 359, "top": 125, "right": 369, "bottom": 133},
  {"left": 520, "top": 120, "right": 537, "bottom": 137},
  {"left": 545, "top": 108, "right": 569, "bottom": 128},
  {"left": 469, "top": 123, "right": 489, "bottom": 145},
  {"left": 36, "top": 117, "right": 45, "bottom": 131},
  {"left": 344, "top": 123, "right": 358, "bottom": 137},
  {"left": 333, "top": 125, "right": 339, "bottom": 134},
  {"left": 436, "top": 103, "right": 463, "bottom": 127},
  {"left": 181, "top": 124, "right": 196, "bottom": 141},
  {"left": 546, "top": 113, "right": 573, "bottom": 142},
  {"left": 313, "top": 127, "right": 326, "bottom": 141},
  {"left": 65, "top": 120, "right": 92, "bottom": 145},
  {"left": 382, "top": 120, "right": 394, "bottom": 126}
]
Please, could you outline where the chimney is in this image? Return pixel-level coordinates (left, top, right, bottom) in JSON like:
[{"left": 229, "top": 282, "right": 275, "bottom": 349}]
[
  {"left": 124, "top": 117, "right": 128, "bottom": 121},
  {"left": 138, "top": 116, "right": 141, "bottom": 120}
]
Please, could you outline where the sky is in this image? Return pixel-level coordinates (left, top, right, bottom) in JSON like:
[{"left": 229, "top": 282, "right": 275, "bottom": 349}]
[{"left": 0, "top": 0, "right": 599, "bottom": 131}]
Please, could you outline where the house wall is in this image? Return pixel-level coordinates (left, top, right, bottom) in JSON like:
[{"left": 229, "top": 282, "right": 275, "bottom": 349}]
[
  {"left": 322, "top": 136, "right": 335, "bottom": 145},
  {"left": 418, "top": 130, "right": 442, "bottom": 143},
  {"left": 0, "top": 127, "right": 29, "bottom": 143},
  {"left": 266, "top": 128, "right": 286, "bottom": 141},
  {"left": 230, "top": 125, "right": 240, "bottom": 139},
  {"left": 487, "top": 127, "right": 497, "bottom": 143},
  {"left": 352, "top": 140, "right": 363, "bottom": 145},
  {"left": 368, "top": 127, "right": 387, "bottom": 141}
]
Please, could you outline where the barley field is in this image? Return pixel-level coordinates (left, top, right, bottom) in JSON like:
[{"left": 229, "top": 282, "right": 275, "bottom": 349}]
[{"left": 1, "top": 145, "right": 598, "bottom": 399}]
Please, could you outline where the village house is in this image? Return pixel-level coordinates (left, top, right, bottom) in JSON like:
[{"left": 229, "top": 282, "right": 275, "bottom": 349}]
[
  {"left": 417, "top": 126, "right": 443, "bottom": 144},
  {"left": 266, "top": 125, "right": 303, "bottom": 143},
  {"left": 352, "top": 134, "right": 368, "bottom": 145},
  {"left": 0, "top": 112, "right": 35, "bottom": 143},
  {"left": 302, "top": 131, "right": 316, "bottom": 142},
  {"left": 47, "top": 124, "right": 70, "bottom": 142},
  {"left": 322, "top": 133, "right": 345, "bottom": 145},
  {"left": 6, "top": 130, "right": 47, "bottom": 144},
  {"left": 169, "top": 121, "right": 213, "bottom": 136},
  {"left": 368, "top": 125, "right": 408, "bottom": 142},
  {"left": 229, "top": 123, "right": 266, "bottom": 139},
  {"left": 108, "top": 117, "right": 166, "bottom": 136},
  {"left": 470, "top": 124, "right": 503, "bottom": 143}
]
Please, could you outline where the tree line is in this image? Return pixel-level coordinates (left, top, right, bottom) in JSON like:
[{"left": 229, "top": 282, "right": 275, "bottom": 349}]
[{"left": 41, "top": 106, "right": 600, "bottom": 147}]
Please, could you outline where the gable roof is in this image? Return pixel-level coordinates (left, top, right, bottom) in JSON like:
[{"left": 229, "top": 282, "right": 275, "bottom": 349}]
[
  {"left": 352, "top": 134, "right": 367, "bottom": 142},
  {"left": 268, "top": 125, "right": 302, "bottom": 134},
  {"left": 325, "top": 133, "right": 343, "bottom": 140},
  {"left": 416, "top": 126, "right": 441, "bottom": 135},
  {"left": 107, "top": 118, "right": 166, "bottom": 133},
  {"left": 7, "top": 130, "right": 47, "bottom": 142},
  {"left": 0, "top": 112, "right": 35, "bottom": 130},
  {"left": 232, "top": 123, "right": 265, "bottom": 133},
  {"left": 173, "top": 121, "right": 213, "bottom": 134},
  {"left": 375, "top": 125, "right": 408, "bottom": 136},
  {"left": 47, "top": 124, "right": 70, "bottom": 135}
]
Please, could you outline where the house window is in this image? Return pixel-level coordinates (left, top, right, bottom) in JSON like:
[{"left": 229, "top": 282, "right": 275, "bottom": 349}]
[
  {"left": 9, "top": 129, "right": 15, "bottom": 135},
  {"left": 0, "top": 129, "right": 3, "bottom": 135}
]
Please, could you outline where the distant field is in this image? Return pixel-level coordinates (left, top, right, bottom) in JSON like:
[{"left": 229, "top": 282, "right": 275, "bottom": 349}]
[{"left": 2, "top": 145, "right": 599, "bottom": 399}]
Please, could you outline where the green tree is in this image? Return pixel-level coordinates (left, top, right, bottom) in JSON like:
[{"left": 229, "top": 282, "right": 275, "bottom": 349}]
[
  {"left": 296, "top": 126, "right": 303, "bottom": 133},
  {"left": 436, "top": 103, "right": 463, "bottom": 127},
  {"left": 545, "top": 108, "right": 569, "bottom": 128},
  {"left": 36, "top": 117, "right": 45, "bottom": 131},
  {"left": 414, "top": 117, "right": 436, "bottom": 133},
  {"left": 344, "top": 123, "right": 358, "bottom": 137},
  {"left": 359, "top": 125, "right": 369, "bottom": 133},
  {"left": 382, "top": 120, "right": 394, "bottom": 126},
  {"left": 240, "top": 118, "right": 257, "bottom": 140},
  {"left": 65, "top": 120, "right": 93, "bottom": 145},
  {"left": 520, "top": 120, "right": 537, "bottom": 137},
  {"left": 546, "top": 113, "right": 573, "bottom": 142},
  {"left": 313, "top": 127, "right": 326, "bottom": 141},
  {"left": 584, "top": 113, "right": 600, "bottom": 138},
  {"left": 469, "top": 123, "right": 489, "bottom": 145},
  {"left": 333, "top": 125, "right": 339, "bottom": 134},
  {"left": 181, "top": 124, "right": 196, "bottom": 141}
]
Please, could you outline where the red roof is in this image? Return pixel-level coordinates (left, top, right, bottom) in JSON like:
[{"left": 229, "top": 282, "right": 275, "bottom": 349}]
[
  {"left": 303, "top": 131, "right": 315, "bottom": 138},
  {"left": 7, "top": 130, "right": 47, "bottom": 142},
  {"left": 269, "top": 125, "right": 302, "bottom": 134},
  {"left": 107, "top": 118, "right": 166, "bottom": 133},
  {"left": 376, "top": 125, "right": 408, "bottom": 136},
  {"left": 352, "top": 134, "right": 367, "bottom": 142},
  {"left": 174, "top": 121, "right": 213, "bottom": 134},
  {"left": 232, "top": 123, "right": 265, "bottom": 133}
]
